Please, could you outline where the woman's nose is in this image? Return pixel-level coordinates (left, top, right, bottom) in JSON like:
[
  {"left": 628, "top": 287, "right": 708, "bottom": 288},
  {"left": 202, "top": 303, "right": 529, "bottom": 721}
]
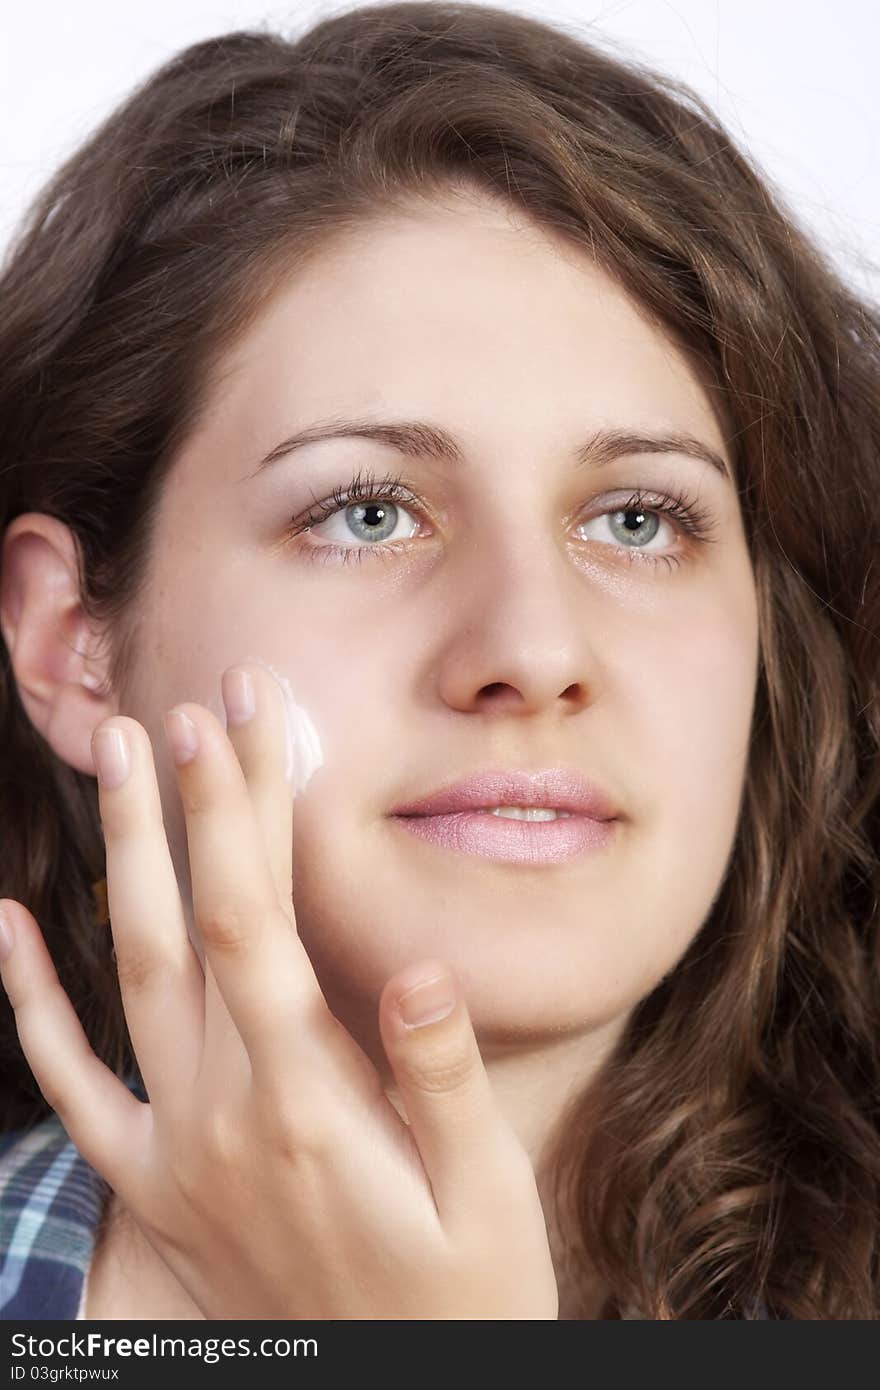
[{"left": 432, "top": 530, "right": 600, "bottom": 717}]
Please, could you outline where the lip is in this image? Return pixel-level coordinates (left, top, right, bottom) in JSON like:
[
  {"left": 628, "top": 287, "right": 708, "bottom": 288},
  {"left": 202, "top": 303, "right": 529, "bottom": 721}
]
[
  {"left": 389, "top": 767, "right": 620, "bottom": 821},
  {"left": 390, "top": 808, "right": 618, "bottom": 865}
]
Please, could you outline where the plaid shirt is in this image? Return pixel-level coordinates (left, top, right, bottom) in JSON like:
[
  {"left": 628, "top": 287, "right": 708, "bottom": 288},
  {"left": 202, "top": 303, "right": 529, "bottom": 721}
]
[{"left": 0, "top": 1112, "right": 108, "bottom": 1319}]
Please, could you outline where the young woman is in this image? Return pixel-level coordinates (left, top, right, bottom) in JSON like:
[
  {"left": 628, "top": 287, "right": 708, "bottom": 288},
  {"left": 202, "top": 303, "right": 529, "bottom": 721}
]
[{"left": 0, "top": 1, "right": 877, "bottom": 1320}]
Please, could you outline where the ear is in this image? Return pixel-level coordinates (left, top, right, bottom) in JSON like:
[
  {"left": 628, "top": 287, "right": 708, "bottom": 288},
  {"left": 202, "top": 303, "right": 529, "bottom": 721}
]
[{"left": 0, "top": 513, "right": 120, "bottom": 776}]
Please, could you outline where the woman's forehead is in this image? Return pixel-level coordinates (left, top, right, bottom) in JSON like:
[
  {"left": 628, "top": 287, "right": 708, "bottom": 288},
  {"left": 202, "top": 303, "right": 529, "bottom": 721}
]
[{"left": 191, "top": 204, "right": 730, "bottom": 479}]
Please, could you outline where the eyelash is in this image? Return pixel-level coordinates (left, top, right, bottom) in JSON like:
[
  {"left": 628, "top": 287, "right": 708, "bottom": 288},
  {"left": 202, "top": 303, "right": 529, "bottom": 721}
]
[{"left": 285, "top": 466, "right": 720, "bottom": 572}]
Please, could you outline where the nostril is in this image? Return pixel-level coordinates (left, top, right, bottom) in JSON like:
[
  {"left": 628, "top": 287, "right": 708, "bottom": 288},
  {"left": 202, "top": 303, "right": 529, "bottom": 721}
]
[{"left": 479, "top": 682, "right": 522, "bottom": 704}]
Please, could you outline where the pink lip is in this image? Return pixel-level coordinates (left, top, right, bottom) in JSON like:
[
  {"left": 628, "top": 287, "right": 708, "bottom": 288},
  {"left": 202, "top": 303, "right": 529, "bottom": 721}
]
[
  {"left": 389, "top": 767, "right": 620, "bottom": 821},
  {"left": 389, "top": 767, "right": 621, "bottom": 865},
  {"left": 390, "top": 808, "right": 618, "bottom": 865}
]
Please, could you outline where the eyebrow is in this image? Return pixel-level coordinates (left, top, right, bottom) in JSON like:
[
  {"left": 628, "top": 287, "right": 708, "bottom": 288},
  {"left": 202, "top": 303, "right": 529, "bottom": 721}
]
[{"left": 246, "top": 416, "right": 732, "bottom": 482}]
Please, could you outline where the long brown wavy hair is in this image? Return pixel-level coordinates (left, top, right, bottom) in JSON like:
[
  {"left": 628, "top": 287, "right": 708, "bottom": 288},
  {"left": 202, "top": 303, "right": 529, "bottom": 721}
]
[{"left": 0, "top": 1, "right": 877, "bottom": 1319}]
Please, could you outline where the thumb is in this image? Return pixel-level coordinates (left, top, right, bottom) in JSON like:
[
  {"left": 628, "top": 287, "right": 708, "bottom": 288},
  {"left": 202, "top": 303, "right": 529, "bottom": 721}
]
[{"left": 378, "top": 958, "right": 527, "bottom": 1222}]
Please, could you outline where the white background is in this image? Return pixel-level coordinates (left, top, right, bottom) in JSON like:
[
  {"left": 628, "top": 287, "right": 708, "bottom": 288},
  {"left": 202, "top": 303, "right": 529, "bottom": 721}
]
[{"left": 1, "top": 1, "right": 877, "bottom": 297}]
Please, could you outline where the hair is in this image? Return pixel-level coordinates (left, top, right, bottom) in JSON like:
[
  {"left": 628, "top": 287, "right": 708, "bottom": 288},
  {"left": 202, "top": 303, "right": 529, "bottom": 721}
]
[{"left": 0, "top": 0, "right": 877, "bottom": 1320}]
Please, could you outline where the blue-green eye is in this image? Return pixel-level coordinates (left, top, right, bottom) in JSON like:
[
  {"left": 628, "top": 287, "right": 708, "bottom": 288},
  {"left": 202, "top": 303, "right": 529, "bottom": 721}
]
[
  {"left": 307, "top": 496, "right": 420, "bottom": 547},
  {"left": 577, "top": 499, "right": 669, "bottom": 555}
]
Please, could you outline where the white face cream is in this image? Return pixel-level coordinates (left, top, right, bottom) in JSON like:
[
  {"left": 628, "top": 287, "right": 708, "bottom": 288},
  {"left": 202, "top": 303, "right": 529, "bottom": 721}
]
[
  {"left": 245, "top": 656, "right": 325, "bottom": 792},
  {"left": 207, "top": 656, "right": 325, "bottom": 792}
]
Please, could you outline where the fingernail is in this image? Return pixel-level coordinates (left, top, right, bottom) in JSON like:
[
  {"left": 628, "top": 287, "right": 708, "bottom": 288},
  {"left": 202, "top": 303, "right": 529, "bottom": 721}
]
[
  {"left": 222, "top": 667, "right": 256, "bottom": 726},
  {"left": 164, "top": 709, "right": 199, "bottom": 765},
  {"left": 0, "top": 906, "right": 13, "bottom": 962},
  {"left": 92, "top": 727, "right": 132, "bottom": 789},
  {"left": 397, "top": 971, "right": 457, "bottom": 1028}
]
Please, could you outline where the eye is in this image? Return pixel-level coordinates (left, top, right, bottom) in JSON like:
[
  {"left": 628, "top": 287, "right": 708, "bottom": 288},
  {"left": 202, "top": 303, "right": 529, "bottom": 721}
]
[
  {"left": 306, "top": 496, "right": 421, "bottom": 548},
  {"left": 284, "top": 468, "right": 427, "bottom": 564},
  {"left": 574, "top": 489, "right": 719, "bottom": 572},
  {"left": 577, "top": 500, "right": 673, "bottom": 553}
]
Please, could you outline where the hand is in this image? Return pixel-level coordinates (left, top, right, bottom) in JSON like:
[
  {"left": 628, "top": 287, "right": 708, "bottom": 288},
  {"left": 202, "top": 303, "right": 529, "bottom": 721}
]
[{"left": 0, "top": 662, "right": 559, "bottom": 1319}]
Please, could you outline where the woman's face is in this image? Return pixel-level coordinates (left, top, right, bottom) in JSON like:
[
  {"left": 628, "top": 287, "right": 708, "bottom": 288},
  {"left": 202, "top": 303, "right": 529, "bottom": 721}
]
[{"left": 122, "top": 190, "right": 759, "bottom": 1061}]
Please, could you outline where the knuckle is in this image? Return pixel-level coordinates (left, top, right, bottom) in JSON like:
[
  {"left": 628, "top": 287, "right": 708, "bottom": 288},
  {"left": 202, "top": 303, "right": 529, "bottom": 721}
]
[
  {"left": 179, "top": 783, "right": 215, "bottom": 819},
  {"left": 196, "top": 898, "right": 262, "bottom": 953},
  {"left": 403, "top": 1045, "right": 477, "bottom": 1095},
  {"left": 113, "top": 948, "right": 163, "bottom": 994},
  {"left": 255, "top": 1086, "right": 334, "bottom": 1165},
  {"left": 272, "top": 1117, "right": 332, "bottom": 1167},
  {"left": 201, "top": 1106, "right": 244, "bottom": 1168}
]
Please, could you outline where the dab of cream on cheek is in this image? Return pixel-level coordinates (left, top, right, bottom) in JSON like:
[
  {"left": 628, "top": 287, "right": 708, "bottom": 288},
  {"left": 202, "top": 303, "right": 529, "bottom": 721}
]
[
  {"left": 207, "top": 657, "right": 325, "bottom": 793},
  {"left": 251, "top": 657, "right": 324, "bottom": 792}
]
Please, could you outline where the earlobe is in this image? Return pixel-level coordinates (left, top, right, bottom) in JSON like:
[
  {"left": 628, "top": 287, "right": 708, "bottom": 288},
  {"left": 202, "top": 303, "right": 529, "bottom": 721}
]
[{"left": 0, "top": 512, "right": 119, "bottom": 776}]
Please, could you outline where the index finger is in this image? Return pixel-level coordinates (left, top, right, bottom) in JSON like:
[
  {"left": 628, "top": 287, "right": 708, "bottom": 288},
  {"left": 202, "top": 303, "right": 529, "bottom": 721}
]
[
  {"left": 163, "top": 685, "right": 326, "bottom": 1080},
  {"left": 221, "top": 662, "right": 295, "bottom": 927}
]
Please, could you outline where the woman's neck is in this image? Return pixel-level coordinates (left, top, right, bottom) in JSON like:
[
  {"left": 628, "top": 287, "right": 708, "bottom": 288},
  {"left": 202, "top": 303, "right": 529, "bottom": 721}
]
[{"left": 384, "top": 1013, "right": 627, "bottom": 1319}]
